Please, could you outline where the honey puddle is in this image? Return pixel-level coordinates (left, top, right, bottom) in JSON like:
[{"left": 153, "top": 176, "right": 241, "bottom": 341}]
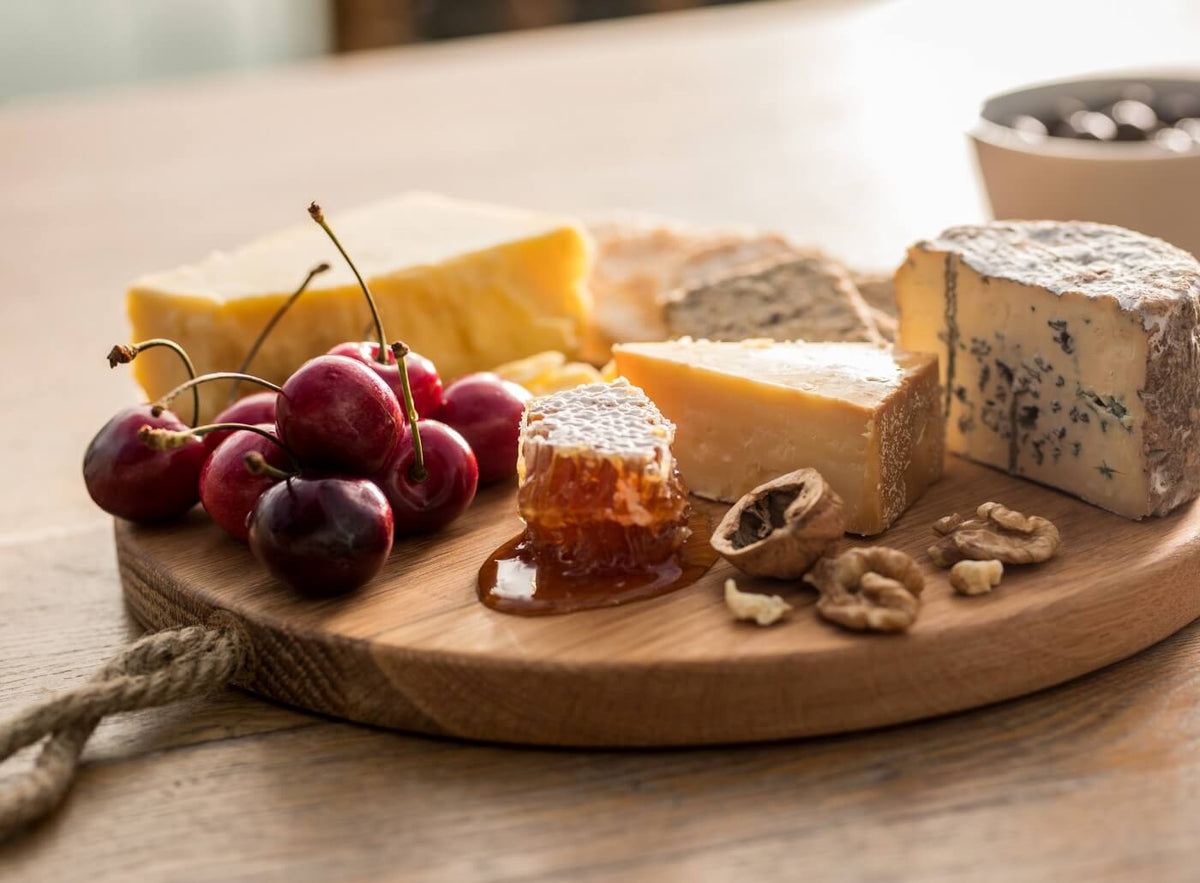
[{"left": 478, "top": 508, "right": 716, "bottom": 616}]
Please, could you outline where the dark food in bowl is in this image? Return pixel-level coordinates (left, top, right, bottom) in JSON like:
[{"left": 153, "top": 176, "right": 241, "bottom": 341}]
[{"left": 1005, "top": 83, "right": 1200, "bottom": 148}]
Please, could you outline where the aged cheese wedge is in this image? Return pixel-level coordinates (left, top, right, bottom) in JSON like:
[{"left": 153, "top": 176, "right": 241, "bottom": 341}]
[
  {"left": 896, "top": 220, "right": 1200, "bottom": 519},
  {"left": 663, "top": 255, "right": 885, "bottom": 344},
  {"left": 128, "top": 193, "right": 591, "bottom": 422},
  {"left": 612, "top": 339, "right": 944, "bottom": 535}
]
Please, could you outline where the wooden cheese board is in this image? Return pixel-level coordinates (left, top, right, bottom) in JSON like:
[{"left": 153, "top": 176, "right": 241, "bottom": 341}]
[{"left": 116, "top": 456, "right": 1200, "bottom": 747}]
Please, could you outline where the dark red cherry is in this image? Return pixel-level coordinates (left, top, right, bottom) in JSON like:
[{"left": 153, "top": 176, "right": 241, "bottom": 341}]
[
  {"left": 328, "top": 342, "right": 443, "bottom": 418},
  {"left": 83, "top": 405, "right": 206, "bottom": 522},
  {"left": 375, "top": 420, "right": 478, "bottom": 534},
  {"left": 248, "top": 475, "right": 394, "bottom": 597},
  {"left": 205, "top": 392, "right": 278, "bottom": 452},
  {"left": 275, "top": 355, "right": 401, "bottom": 475},
  {"left": 438, "top": 373, "right": 531, "bottom": 484},
  {"left": 199, "top": 424, "right": 290, "bottom": 541}
]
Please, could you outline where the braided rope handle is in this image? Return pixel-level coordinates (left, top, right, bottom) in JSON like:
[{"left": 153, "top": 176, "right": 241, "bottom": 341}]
[{"left": 0, "top": 625, "right": 246, "bottom": 842}]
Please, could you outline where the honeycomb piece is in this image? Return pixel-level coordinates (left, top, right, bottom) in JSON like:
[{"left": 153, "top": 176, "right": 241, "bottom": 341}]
[{"left": 517, "top": 379, "right": 690, "bottom": 569}]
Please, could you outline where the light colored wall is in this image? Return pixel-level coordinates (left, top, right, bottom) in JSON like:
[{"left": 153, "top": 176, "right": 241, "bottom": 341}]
[{"left": 0, "top": 0, "right": 332, "bottom": 102}]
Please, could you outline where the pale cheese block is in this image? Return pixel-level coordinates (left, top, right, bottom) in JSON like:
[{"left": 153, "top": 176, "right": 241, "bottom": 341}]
[
  {"left": 128, "top": 193, "right": 592, "bottom": 422},
  {"left": 612, "top": 339, "right": 944, "bottom": 535},
  {"left": 581, "top": 217, "right": 807, "bottom": 360},
  {"left": 896, "top": 220, "right": 1200, "bottom": 519}
]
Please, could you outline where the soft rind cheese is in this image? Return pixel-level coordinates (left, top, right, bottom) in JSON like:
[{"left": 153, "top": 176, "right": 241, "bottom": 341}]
[
  {"left": 581, "top": 217, "right": 804, "bottom": 361},
  {"left": 128, "top": 193, "right": 591, "bottom": 421},
  {"left": 663, "top": 256, "right": 885, "bottom": 344},
  {"left": 896, "top": 220, "right": 1200, "bottom": 519},
  {"left": 612, "top": 339, "right": 944, "bottom": 535}
]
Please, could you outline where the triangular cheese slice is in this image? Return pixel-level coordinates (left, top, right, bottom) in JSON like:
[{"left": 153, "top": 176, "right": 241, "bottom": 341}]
[{"left": 612, "top": 339, "right": 944, "bottom": 535}]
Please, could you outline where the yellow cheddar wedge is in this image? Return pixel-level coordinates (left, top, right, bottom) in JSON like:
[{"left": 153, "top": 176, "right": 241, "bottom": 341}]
[
  {"left": 612, "top": 339, "right": 944, "bottom": 535},
  {"left": 127, "top": 193, "right": 592, "bottom": 421}
]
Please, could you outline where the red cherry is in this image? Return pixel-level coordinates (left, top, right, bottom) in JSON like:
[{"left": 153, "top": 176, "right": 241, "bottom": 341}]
[
  {"left": 205, "top": 392, "right": 278, "bottom": 452},
  {"left": 248, "top": 475, "right": 394, "bottom": 597},
  {"left": 375, "top": 420, "right": 478, "bottom": 534},
  {"left": 328, "top": 342, "right": 443, "bottom": 418},
  {"left": 199, "top": 424, "right": 290, "bottom": 541},
  {"left": 275, "top": 355, "right": 402, "bottom": 475},
  {"left": 83, "top": 405, "right": 207, "bottom": 522},
  {"left": 438, "top": 373, "right": 531, "bottom": 484}
]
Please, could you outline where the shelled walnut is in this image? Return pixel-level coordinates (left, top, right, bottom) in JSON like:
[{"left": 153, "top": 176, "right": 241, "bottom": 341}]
[
  {"left": 710, "top": 469, "right": 844, "bottom": 579},
  {"left": 804, "top": 547, "right": 924, "bottom": 633},
  {"left": 928, "top": 502, "right": 1061, "bottom": 567},
  {"left": 949, "top": 559, "right": 1004, "bottom": 596},
  {"left": 724, "top": 579, "right": 793, "bottom": 626}
]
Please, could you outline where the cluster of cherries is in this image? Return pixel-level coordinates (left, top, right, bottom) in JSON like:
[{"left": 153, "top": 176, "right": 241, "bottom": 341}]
[{"left": 83, "top": 203, "right": 530, "bottom": 597}]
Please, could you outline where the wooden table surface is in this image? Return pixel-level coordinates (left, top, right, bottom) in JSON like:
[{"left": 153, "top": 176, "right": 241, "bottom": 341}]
[{"left": 3, "top": 1, "right": 1200, "bottom": 879}]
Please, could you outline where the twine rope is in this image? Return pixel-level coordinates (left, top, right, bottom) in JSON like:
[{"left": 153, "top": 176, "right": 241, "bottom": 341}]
[{"left": 0, "top": 625, "right": 245, "bottom": 842}]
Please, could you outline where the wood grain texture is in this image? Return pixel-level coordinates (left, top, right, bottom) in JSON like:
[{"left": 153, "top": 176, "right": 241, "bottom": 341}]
[
  {"left": 6, "top": 0, "right": 1200, "bottom": 879},
  {"left": 116, "top": 457, "right": 1200, "bottom": 746}
]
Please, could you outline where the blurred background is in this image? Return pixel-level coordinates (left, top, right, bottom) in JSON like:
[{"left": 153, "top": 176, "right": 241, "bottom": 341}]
[{"left": 0, "top": 0, "right": 751, "bottom": 102}]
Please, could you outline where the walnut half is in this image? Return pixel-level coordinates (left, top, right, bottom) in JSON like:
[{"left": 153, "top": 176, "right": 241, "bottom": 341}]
[
  {"left": 804, "top": 547, "right": 924, "bottom": 633},
  {"left": 711, "top": 469, "right": 845, "bottom": 579},
  {"left": 929, "top": 502, "right": 1061, "bottom": 568}
]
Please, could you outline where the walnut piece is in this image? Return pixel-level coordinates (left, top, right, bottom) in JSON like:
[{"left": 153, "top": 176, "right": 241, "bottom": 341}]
[
  {"left": 949, "top": 559, "right": 1004, "bottom": 596},
  {"left": 928, "top": 502, "right": 1061, "bottom": 567},
  {"left": 724, "top": 579, "right": 793, "bottom": 626},
  {"left": 804, "top": 547, "right": 924, "bottom": 633},
  {"left": 711, "top": 469, "right": 844, "bottom": 579}
]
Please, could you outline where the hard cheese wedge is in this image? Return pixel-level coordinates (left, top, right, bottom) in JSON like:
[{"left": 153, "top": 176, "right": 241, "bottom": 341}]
[
  {"left": 612, "top": 339, "right": 944, "bottom": 535},
  {"left": 896, "top": 221, "right": 1200, "bottom": 519},
  {"left": 128, "top": 193, "right": 591, "bottom": 422}
]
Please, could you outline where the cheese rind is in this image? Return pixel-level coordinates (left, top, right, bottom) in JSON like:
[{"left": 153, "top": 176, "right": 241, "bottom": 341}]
[
  {"left": 896, "top": 220, "right": 1200, "bottom": 519},
  {"left": 581, "top": 217, "right": 806, "bottom": 360},
  {"left": 612, "top": 339, "right": 944, "bottom": 535},
  {"left": 663, "top": 256, "right": 885, "bottom": 344},
  {"left": 128, "top": 193, "right": 591, "bottom": 422}
]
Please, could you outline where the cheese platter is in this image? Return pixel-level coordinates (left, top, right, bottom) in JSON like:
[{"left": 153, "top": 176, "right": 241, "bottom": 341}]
[{"left": 87, "top": 194, "right": 1200, "bottom": 747}]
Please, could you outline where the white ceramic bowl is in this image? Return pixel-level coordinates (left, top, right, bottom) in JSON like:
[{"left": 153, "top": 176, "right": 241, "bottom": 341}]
[{"left": 971, "top": 72, "right": 1200, "bottom": 257}]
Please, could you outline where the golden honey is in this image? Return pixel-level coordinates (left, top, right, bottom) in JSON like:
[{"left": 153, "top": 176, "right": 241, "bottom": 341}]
[{"left": 479, "top": 380, "right": 712, "bottom": 615}]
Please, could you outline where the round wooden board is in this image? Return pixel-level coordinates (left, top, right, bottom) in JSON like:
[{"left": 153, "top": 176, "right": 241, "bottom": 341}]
[{"left": 117, "top": 458, "right": 1200, "bottom": 747}]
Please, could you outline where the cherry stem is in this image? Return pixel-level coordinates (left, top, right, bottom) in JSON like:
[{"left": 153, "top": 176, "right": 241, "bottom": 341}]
[
  {"left": 390, "top": 341, "right": 427, "bottom": 482},
  {"left": 153, "top": 372, "right": 282, "bottom": 417},
  {"left": 308, "top": 202, "right": 388, "bottom": 365},
  {"left": 138, "top": 422, "right": 300, "bottom": 471},
  {"left": 244, "top": 450, "right": 297, "bottom": 481},
  {"left": 227, "top": 262, "right": 330, "bottom": 405},
  {"left": 109, "top": 339, "right": 200, "bottom": 428}
]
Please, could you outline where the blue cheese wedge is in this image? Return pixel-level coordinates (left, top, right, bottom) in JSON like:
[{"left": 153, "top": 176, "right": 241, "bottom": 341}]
[{"left": 897, "top": 221, "right": 1200, "bottom": 519}]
